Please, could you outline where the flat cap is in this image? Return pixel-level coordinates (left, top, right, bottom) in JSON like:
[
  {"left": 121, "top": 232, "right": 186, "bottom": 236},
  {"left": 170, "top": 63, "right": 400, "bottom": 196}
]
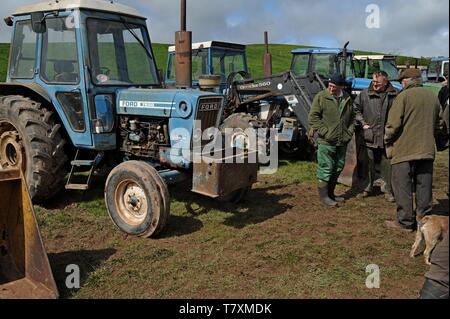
[
  {"left": 398, "top": 68, "right": 421, "bottom": 81},
  {"left": 329, "top": 72, "right": 347, "bottom": 86}
]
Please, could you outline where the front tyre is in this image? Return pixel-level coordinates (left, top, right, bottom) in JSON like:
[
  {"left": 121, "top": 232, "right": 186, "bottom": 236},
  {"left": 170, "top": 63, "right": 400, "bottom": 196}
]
[{"left": 105, "top": 161, "right": 170, "bottom": 238}]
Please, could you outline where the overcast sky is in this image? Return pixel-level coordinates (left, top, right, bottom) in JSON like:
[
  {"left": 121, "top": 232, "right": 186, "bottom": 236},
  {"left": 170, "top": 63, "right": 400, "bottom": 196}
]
[{"left": 0, "top": 0, "right": 448, "bottom": 57}]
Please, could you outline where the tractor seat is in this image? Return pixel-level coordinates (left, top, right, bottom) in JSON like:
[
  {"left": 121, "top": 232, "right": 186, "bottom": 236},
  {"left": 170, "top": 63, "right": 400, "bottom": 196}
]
[{"left": 54, "top": 61, "right": 79, "bottom": 83}]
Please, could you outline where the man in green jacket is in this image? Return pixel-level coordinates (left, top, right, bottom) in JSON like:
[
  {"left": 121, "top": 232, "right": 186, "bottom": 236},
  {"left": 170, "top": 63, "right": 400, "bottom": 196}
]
[
  {"left": 384, "top": 68, "right": 441, "bottom": 231},
  {"left": 309, "top": 73, "right": 355, "bottom": 207}
]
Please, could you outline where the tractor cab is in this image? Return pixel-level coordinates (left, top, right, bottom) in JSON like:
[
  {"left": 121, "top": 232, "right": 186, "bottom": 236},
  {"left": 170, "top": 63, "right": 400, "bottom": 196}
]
[
  {"left": 5, "top": 0, "right": 160, "bottom": 150},
  {"left": 427, "top": 57, "right": 449, "bottom": 83},
  {"left": 290, "top": 47, "right": 354, "bottom": 81},
  {"left": 352, "top": 55, "right": 402, "bottom": 91},
  {"left": 166, "top": 41, "right": 248, "bottom": 92},
  {"left": 289, "top": 47, "right": 354, "bottom": 99}
]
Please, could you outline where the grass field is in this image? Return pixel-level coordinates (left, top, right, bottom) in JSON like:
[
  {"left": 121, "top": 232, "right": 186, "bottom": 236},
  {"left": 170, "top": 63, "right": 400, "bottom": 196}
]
[{"left": 35, "top": 151, "right": 448, "bottom": 299}]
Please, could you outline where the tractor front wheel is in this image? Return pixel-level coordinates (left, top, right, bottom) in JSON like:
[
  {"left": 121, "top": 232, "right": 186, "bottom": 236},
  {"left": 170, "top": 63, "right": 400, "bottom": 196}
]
[{"left": 105, "top": 161, "right": 170, "bottom": 238}]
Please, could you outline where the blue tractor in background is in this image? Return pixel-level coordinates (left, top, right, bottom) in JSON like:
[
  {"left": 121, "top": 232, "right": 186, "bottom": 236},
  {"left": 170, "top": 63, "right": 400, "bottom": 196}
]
[
  {"left": 427, "top": 57, "right": 449, "bottom": 82},
  {"left": 0, "top": 0, "right": 257, "bottom": 238},
  {"left": 351, "top": 55, "right": 402, "bottom": 92},
  {"left": 223, "top": 45, "right": 355, "bottom": 158},
  {"left": 290, "top": 48, "right": 403, "bottom": 94},
  {"left": 165, "top": 41, "right": 249, "bottom": 93}
]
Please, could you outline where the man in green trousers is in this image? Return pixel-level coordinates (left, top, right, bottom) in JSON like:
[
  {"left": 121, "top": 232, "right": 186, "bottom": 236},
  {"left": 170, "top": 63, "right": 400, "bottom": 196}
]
[{"left": 309, "top": 73, "right": 355, "bottom": 207}]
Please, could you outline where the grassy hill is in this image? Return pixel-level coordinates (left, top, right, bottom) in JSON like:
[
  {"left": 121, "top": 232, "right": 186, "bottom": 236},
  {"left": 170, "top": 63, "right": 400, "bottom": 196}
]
[
  {"left": 0, "top": 44, "right": 9, "bottom": 82},
  {"left": 0, "top": 42, "right": 431, "bottom": 82}
]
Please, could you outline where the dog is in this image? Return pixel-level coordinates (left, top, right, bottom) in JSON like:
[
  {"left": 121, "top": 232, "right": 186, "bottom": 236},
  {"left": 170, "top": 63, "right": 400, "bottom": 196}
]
[{"left": 410, "top": 215, "right": 449, "bottom": 265}]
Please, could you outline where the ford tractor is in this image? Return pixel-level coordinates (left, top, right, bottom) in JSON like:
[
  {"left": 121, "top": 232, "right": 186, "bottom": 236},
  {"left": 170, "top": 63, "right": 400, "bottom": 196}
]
[{"left": 0, "top": 0, "right": 257, "bottom": 239}]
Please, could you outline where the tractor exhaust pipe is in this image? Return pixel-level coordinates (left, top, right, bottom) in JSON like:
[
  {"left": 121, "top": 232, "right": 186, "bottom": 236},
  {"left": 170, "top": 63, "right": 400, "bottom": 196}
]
[
  {"left": 175, "top": 0, "right": 192, "bottom": 88},
  {"left": 341, "top": 41, "right": 350, "bottom": 80},
  {"left": 263, "top": 31, "right": 272, "bottom": 78}
]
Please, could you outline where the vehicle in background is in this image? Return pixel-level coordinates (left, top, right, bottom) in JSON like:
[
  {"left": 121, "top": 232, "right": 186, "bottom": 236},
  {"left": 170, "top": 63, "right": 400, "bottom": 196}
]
[
  {"left": 165, "top": 41, "right": 248, "bottom": 92},
  {"left": 352, "top": 55, "right": 402, "bottom": 92},
  {"left": 397, "top": 65, "right": 429, "bottom": 83},
  {"left": 290, "top": 47, "right": 354, "bottom": 82},
  {"left": 427, "top": 57, "right": 449, "bottom": 82}
]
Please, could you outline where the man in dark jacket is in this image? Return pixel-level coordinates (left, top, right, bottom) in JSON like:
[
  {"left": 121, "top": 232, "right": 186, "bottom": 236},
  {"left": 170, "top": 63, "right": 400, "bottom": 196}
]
[
  {"left": 354, "top": 71, "right": 399, "bottom": 202},
  {"left": 309, "top": 73, "right": 355, "bottom": 207},
  {"left": 384, "top": 69, "right": 441, "bottom": 231}
]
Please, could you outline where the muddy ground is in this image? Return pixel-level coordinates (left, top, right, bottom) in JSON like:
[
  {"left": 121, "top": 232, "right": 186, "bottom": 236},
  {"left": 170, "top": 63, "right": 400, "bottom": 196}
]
[{"left": 35, "top": 151, "right": 448, "bottom": 299}]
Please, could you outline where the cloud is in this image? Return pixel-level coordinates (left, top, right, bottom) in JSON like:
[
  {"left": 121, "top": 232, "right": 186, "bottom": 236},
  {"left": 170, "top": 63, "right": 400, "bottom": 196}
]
[{"left": 0, "top": 0, "right": 448, "bottom": 57}]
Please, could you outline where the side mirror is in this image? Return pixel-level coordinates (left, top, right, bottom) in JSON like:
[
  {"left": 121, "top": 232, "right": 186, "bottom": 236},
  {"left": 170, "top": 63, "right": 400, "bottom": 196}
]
[
  {"left": 4, "top": 16, "right": 13, "bottom": 27},
  {"left": 31, "top": 12, "right": 46, "bottom": 33}
]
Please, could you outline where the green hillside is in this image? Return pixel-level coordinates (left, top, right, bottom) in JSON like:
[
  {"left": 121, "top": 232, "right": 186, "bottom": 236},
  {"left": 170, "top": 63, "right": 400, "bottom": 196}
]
[
  {"left": 0, "top": 42, "right": 431, "bottom": 82},
  {"left": 0, "top": 44, "right": 9, "bottom": 82}
]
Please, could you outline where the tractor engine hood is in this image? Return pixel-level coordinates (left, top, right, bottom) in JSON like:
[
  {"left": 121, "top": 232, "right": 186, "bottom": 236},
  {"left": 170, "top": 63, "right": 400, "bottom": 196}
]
[{"left": 116, "top": 88, "right": 223, "bottom": 119}]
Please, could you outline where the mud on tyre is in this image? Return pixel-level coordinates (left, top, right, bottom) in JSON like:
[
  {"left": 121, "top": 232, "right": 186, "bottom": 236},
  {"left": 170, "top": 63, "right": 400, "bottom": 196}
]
[{"left": 105, "top": 161, "right": 170, "bottom": 238}]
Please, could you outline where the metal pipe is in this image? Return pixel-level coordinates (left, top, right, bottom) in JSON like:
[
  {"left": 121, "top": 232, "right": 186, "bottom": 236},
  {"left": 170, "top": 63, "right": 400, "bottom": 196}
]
[
  {"left": 263, "top": 31, "right": 272, "bottom": 77},
  {"left": 175, "top": 0, "right": 192, "bottom": 88},
  {"left": 264, "top": 31, "right": 269, "bottom": 53},
  {"left": 181, "top": 0, "right": 186, "bottom": 31}
]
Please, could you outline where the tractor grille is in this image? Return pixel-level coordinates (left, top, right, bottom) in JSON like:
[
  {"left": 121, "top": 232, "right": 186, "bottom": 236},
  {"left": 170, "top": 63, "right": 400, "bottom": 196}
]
[{"left": 195, "top": 97, "right": 223, "bottom": 145}]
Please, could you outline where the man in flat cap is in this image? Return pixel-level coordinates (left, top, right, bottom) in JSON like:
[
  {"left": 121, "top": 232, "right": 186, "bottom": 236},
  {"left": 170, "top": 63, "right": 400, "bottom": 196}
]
[
  {"left": 384, "top": 68, "right": 442, "bottom": 231},
  {"left": 309, "top": 73, "right": 355, "bottom": 207}
]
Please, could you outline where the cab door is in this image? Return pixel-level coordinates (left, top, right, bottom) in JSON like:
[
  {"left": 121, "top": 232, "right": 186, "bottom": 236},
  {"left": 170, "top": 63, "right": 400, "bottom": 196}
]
[{"left": 36, "top": 14, "right": 92, "bottom": 147}]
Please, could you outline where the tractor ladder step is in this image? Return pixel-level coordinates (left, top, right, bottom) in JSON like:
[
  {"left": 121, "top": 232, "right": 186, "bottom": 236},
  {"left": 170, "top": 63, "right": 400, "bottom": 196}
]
[
  {"left": 65, "top": 184, "right": 90, "bottom": 191},
  {"left": 65, "top": 150, "right": 104, "bottom": 191},
  {"left": 70, "top": 160, "right": 95, "bottom": 167}
]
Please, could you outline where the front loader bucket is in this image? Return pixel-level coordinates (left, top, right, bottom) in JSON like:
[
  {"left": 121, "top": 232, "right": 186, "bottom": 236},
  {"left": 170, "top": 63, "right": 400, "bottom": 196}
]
[{"left": 0, "top": 169, "right": 58, "bottom": 299}]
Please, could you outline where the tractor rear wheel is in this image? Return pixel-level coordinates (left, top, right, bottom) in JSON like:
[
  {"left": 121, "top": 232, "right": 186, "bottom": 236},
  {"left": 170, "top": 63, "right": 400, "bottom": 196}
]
[
  {"left": 0, "top": 95, "right": 68, "bottom": 203},
  {"left": 105, "top": 161, "right": 170, "bottom": 238}
]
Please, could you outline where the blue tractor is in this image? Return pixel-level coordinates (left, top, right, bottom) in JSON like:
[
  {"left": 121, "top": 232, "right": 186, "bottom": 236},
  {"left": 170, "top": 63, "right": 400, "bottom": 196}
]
[
  {"left": 351, "top": 55, "right": 402, "bottom": 92},
  {"left": 0, "top": 0, "right": 257, "bottom": 238},
  {"left": 291, "top": 48, "right": 403, "bottom": 94},
  {"left": 427, "top": 57, "right": 449, "bottom": 82},
  {"left": 165, "top": 41, "right": 249, "bottom": 93}
]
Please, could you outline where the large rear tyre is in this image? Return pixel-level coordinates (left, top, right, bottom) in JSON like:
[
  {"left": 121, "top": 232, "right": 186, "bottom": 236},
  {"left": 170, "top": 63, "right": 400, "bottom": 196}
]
[
  {"left": 0, "top": 95, "right": 68, "bottom": 203},
  {"left": 105, "top": 161, "right": 170, "bottom": 238}
]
